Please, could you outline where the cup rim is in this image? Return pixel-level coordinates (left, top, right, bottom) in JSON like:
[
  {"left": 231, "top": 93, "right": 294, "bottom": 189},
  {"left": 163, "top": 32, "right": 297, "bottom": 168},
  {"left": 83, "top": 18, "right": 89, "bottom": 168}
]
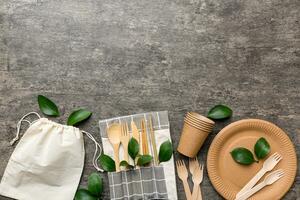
[
  {"left": 184, "top": 119, "right": 212, "bottom": 132},
  {"left": 184, "top": 117, "right": 213, "bottom": 129},
  {"left": 188, "top": 112, "right": 215, "bottom": 124},
  {"left": 185, "top": 115, "right": 214, "bottom": 126},
  {"left": 185, "top": 114, "right": 214, "bottom": 127}
]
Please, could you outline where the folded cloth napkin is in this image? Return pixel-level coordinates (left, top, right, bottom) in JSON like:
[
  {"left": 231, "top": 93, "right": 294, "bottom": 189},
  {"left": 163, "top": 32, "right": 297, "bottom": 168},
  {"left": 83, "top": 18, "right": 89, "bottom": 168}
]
[{"left": 99, "top": 111, "right": 178, "bottom": 200}]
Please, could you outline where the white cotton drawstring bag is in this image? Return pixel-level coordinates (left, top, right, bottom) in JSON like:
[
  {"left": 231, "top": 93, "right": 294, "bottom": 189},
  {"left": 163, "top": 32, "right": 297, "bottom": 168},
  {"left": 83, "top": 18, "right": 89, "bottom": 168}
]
[{"left": 0, "top": 112, "right": 103, "bottom": 200}]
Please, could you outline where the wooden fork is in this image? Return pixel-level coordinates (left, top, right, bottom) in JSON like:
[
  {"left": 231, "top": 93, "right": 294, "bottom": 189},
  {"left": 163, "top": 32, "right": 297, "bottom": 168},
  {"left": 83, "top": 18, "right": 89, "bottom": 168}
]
[
  {"left": 191, "top": 164, "right": 204, "bottom": 200},
  {"left": 176, "top": 160, "right": 192, "bottom": 200},
  {"left": 236, "top": 152, "right": 282, "bottom": 198},
  {"left": 236, "top": 169, "right": 284, "bottom": 200},
  {"left": 189, "top": 158, "right": 202, "bottom": 200},
  {"left": 120, "top": 123, "right": 130, "bottom": 162},
  {"left": 189, "top": 158, "right": 198, "bottom": 175}
]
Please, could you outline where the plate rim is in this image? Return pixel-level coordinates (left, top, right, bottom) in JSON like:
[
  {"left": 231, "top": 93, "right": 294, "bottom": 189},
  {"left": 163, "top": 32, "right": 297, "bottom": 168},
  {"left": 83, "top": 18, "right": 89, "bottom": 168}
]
[{"left": 207, "top": 119, "right": 297, "bottom": 200}]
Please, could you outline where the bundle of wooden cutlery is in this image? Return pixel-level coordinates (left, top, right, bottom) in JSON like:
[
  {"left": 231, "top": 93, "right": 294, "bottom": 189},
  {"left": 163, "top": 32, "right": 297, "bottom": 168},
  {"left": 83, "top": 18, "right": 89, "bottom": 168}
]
[
  {"left": 107, "top": 117, "right": 159, "bottom": 170},
  {"left": 235, "top": 152, "right": 284, "bottom": 200},
  {"left": 176, "top": 158, "right": 204, "bottom": 200}
]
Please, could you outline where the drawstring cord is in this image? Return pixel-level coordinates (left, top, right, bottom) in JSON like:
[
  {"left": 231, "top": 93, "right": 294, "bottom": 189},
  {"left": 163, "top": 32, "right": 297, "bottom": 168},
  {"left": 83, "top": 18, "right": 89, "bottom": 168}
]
[
  {"left": 10, "top": 112, "right": 41, "bottom": 145},
  {"left": 82, "top": 131, "right": 104, "bottom": 172}
]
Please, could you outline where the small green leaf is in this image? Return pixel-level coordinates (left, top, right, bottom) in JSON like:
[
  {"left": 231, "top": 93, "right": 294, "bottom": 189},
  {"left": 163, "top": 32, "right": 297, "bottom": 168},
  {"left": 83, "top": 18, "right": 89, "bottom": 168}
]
[
  {"left": 254, "top": 137, "right": 270, "bottom": 159},
  {"left": 158, "top": 140, "right": 173, "bottom": 163},
  {"left": 128, "top": 138, "right": 139, "bottom": 160},
  {"left": 87, "top": 173, "right": 103, "bottom": 197},
  {"left": 230, "top": 147, "right": 257, "bottom": 165},
  {"left": 98, "top": 154, "right": 116, "bottom": 172},
  {"left": 67, "top": 109, "right": 92, "bottom": 126},
  {"left": 119, "top": 160, "right": 134, "bottom": 169},
  {"left": 137, "top": 155, "right": 153, "bottom": 166},
  {"left": 74, "top": 189, "right": 98, "bottom": 200},
  {"left": 119, "top": 160, "right": 129, "bottom": 167},
  {"left": 37, "top": 95, "right": 59, "bottom": 116},
  {"left": 207, "top": 104, "right": 232, "bottom": 120}
]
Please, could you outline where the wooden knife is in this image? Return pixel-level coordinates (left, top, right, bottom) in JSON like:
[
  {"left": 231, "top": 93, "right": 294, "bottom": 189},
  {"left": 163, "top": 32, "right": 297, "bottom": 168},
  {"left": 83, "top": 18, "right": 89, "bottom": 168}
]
[
  {"left": 131, "top": 120, "right": 142, "bottom": 165},
  {"left": 131, "top": 121, "right": 140, "bottom": 143},
  {"left": 149, "top": 116, "right": 158, "bottom": 165},
  {"left": 141, "top": 119, "right": 149, "bottom": 155}
]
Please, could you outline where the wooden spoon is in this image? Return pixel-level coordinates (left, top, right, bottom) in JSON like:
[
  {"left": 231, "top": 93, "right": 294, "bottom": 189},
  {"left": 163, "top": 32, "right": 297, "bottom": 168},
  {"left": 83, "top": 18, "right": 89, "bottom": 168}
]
[{"left": 107, "top": 123, "right": 121, "bottom": 172}]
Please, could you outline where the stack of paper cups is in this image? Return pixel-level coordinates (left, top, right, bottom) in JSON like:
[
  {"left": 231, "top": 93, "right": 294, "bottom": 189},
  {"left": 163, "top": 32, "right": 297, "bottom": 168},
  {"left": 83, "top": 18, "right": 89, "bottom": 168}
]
[{"left": 177, "top": 112, "right": 215, "bottom": 157}]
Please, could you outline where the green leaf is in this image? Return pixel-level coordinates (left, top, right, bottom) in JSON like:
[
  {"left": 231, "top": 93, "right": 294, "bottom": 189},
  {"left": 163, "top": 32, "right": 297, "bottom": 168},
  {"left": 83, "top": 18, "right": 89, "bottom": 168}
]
[
  {"left": 37, "top": 95, "right": 59, "bottom": 116},
  {"left": 254, "top": 137, "right": 270, "bottom": 159},
  {"left": 158, "top": 140, "right": 173, "bottom": 163},
  {"left": 207, "top": 104, "right": 232, "bottom": 120},
  {"left": 230, "top": 147, "right": 257, "bottom": 165},
  {"left": 87, "top": 173, "right": 103, "bottom": 197},
  {"left": 128, "top": 138, "right": 139, "bottom": 160},
  {"left": 67, "top": 109, "right": 92, "bottom": 126},
  {"left": 98, "top": 154, "right": 116, "bottom": 172},
  {"left": 74, "top": 189, "right": 98, "bottom": 200},
  {"left": 119, "top": 160, "right": 134, "bottom": 169},
  {"left": 137, "top": 155, "right": 153, "bottom": 166}
]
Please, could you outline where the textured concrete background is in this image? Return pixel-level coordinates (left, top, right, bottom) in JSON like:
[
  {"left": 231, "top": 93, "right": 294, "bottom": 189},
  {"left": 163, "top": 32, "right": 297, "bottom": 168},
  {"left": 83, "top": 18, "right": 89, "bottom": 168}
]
[{"left": 0, "top": 0, "right": 299, "bottom": 199}]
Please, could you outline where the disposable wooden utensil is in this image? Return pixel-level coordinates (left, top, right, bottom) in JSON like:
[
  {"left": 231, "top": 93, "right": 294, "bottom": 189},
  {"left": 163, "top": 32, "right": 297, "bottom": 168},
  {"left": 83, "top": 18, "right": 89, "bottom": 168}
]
[
  {"left": 236, "top": 169, "right": 285, "bottom": 200},
  {"left": 107, "top": 123, "right": 122, "bottom": 172},
  {"left": 120, "top": 123, "right": 130, "bottom": 163},
  {"left": 176, "top": 160, "right": 192, "bottom": 200},
  {"left": 189, "top": 158, "right": 202, "bottom": 200},
  {"left": 149, "top": 116, "right": 158, "bottom": 165},
  {"left": 141, "top": 119, "right": 149, "bottom": 155},
  {"left": 131, "top": 121, "right": 140, "bottom": 143},
  {"left": 191, "top": 164, "right": 204, "bottom": 200},
  {"left": 189, "top": 158, "right": 198, "bottom": 175},
  {"left": 236, "top": 152, "right": 283, "bottom": 198},
  {"left": 131, "top": 120, "right": 142, "bottom": 155}
]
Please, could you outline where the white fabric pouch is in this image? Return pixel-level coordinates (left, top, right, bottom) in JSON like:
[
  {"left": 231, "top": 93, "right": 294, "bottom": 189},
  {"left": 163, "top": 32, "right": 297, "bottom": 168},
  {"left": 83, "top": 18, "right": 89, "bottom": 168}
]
[{"left": 0, "top": 112, "right": 102, "bottom": 200}]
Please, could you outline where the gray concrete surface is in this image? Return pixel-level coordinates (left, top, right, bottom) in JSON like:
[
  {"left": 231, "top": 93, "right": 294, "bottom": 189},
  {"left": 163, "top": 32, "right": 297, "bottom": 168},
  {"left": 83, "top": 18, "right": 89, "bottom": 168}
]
[{"left": 0, "top": 0, "right": 299, "bottom": 199}]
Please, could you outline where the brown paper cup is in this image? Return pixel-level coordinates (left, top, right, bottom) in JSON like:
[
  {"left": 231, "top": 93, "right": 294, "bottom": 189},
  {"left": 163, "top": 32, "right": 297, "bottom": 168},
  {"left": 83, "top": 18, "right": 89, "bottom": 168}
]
[{"left": 177, "top": 121, "right": 211, "bottom": 157}]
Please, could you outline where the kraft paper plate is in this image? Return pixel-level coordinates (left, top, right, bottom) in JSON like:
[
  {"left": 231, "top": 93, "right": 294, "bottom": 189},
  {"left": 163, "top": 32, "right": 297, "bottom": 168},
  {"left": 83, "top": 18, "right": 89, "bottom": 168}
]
[{"left": 207, "top": 119, "right": 297, "bottom": 200}]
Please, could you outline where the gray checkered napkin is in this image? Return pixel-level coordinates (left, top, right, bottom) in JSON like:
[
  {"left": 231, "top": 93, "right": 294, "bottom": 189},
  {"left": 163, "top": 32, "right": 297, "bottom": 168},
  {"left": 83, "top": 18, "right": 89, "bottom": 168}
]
[{"left": 108, "top": 166, "right": 168, "bottom": 200}]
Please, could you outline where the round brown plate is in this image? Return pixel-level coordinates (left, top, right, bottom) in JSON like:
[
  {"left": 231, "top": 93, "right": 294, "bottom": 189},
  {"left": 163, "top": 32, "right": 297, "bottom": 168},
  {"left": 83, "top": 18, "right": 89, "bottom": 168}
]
[{"left": 207, "top": 119, "right": 297, "bottom": 200}]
